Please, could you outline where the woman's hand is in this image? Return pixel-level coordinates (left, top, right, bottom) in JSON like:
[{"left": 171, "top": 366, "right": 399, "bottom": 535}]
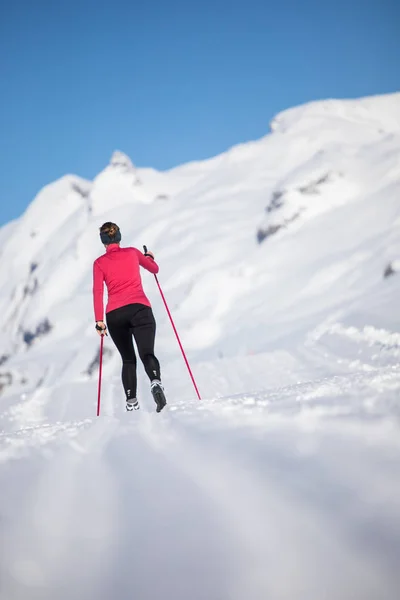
[
  {"left": 144, "top": 250, "right": 155, "bottom": 259},
  {"left": 95, "top": 321, "right": 107, "bottom": 336}
]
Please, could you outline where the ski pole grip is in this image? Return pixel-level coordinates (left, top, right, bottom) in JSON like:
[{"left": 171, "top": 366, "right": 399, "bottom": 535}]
[{"left": 143, "top": 245, "right": 148, "bottom": 254}]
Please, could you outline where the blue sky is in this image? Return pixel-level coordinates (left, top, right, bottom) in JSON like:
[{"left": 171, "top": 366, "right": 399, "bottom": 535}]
[{"left": 0, "top": 0, "right": 399, "bottom": 226}]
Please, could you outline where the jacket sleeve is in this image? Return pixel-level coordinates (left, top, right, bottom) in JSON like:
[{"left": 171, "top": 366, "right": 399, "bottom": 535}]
[
  {"left": 134, "top": 248, "right": 159, "bottom": 274},
  {"left": 93, "top": 260, "right": 105, "bottom": 321}
]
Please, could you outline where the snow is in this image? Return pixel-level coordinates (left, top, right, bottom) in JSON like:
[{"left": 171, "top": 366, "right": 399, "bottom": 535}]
[
  {"left": 1, "top": 372, "right": 400, "bottom": 600},
  {"left": 0, "top": 91, "right": 400, "bottom": 599}
]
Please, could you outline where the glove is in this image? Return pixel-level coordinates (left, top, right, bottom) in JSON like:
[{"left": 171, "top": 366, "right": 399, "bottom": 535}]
[{"left": 95, "top": 321, "right": 108, "bottom": 336}]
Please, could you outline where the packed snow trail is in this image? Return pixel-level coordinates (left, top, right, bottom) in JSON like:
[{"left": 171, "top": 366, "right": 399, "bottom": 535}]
[{"left": 1, "top": 367, "right": 400, "bottom": 600}]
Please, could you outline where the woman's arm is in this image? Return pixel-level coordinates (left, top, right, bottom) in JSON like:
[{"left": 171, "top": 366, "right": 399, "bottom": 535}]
[
  {"left": 135, "top": 248, "right": 159, "bottom": 274},
  {"left": 93, "top": 261, "right": 105, "bottom": 321}
]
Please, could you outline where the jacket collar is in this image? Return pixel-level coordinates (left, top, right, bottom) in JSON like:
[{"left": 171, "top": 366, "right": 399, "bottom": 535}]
[{"left": 106, "top": 244, "right": 120, "bottom": 253}]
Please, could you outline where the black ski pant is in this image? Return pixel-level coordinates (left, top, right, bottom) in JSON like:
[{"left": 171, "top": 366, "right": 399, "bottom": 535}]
[{"left": 106, "top": 303, "right": 161, "bottom": 401}]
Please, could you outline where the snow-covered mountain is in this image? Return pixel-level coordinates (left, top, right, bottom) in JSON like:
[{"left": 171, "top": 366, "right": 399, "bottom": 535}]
[
  {"left": 1, "top": 92, "right": 399, "bottom": 400},
  {"left": 1, "top": 93, "right": 400, "bottom": 600}
]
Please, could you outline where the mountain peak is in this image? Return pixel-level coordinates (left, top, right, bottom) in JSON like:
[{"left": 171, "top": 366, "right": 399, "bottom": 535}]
[
  {"left": 270, "top": 92, "right": 400, "bottom": 135},
  {"left": 109, "top": 150, "right": 135, "bottom": 172}
]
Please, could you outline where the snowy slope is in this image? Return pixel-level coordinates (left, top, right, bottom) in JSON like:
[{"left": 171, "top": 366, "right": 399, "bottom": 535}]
[{"left": 0, "top": 92, "right": 400, "bottom": 600}]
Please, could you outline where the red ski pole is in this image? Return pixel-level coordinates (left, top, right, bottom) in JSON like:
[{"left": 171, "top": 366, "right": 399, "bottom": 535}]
[
  {"left": 97, "top": 334, "right": 104, "bottom": 416},
  {"left": 144, "top": 246, "right": 201, "bottom": 400}
]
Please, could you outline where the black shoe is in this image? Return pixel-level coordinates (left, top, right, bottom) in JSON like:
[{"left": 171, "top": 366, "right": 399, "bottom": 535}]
[
  {"left": 151, "top": 380, "right": 167, "bottom": 413},
  {"left": 126, "top": 399, "right": 139, "bottom": 411}
]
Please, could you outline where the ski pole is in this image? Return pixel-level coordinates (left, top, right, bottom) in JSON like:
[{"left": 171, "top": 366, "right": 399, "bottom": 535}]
[
  {"left": 97, "top": 334, "right": 104, "bottom": 416},
  {"left": 144, "top": 246, "right": 201, "bottom": 400}
]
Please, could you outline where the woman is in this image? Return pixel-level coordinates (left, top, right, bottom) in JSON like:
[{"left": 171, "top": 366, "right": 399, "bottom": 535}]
[{"left": 93, "top": 222, "right": 167, "bottom": 413}]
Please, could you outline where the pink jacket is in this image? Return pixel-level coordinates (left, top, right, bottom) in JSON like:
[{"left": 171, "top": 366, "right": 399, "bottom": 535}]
[{"left": 93, "top": 245, "right": 159, "bottom": 321}]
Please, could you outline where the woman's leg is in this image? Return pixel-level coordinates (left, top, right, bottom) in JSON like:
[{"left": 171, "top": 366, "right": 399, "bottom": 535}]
[
  {"left": 131, "top": 306, "right": 161, "bottom": 382},
  {"left": 106, "top": 308, "right": 138, "bottom": 401},
  {"left": 132, "top": 306, "right": 166, "bottom": 412}
]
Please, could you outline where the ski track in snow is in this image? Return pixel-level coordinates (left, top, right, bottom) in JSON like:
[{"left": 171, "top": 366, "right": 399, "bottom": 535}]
[{"left": 0, "top": 368, "right": 400, "bottom": 600}]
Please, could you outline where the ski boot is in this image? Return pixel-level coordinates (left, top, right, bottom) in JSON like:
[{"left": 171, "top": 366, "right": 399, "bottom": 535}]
[
  {"left": 126, "top": 398, "right": 140, "bottom": 412},
  {"left": 150, "top": 380, "right": 167, "bottom": 413}
]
